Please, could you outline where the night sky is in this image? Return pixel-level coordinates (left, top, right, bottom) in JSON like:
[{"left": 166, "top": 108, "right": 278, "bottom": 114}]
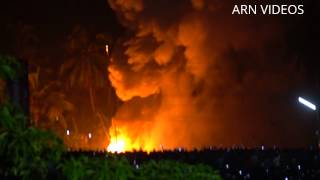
[
  {"left": 0, "top": 0, "right": 124, "bottom": 66},
  {"left": 1, "top": 0, "right": 320, "bottom": 149}
]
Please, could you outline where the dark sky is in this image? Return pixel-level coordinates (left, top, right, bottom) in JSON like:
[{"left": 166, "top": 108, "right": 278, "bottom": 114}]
[
  {"left": 0, "top": 0, "right": 124, "bottom": 57},
  {"left": 1, "top": 0, "right": 116, "bottom": 24}
]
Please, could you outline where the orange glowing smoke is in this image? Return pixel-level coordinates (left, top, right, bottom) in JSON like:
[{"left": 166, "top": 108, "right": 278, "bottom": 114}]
[{"left": 105, "top": 0, "right": 306, "bottom": 149}]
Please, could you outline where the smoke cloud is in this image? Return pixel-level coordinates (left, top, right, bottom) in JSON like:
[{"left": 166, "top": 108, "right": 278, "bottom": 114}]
[{"left": 107, "top": 0, "right": 306, "bottom": 149}]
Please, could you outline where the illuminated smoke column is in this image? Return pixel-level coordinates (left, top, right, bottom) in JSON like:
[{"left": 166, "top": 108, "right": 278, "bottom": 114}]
[{"left": 107, "top": 0, "right": 305, "bottom": 151}]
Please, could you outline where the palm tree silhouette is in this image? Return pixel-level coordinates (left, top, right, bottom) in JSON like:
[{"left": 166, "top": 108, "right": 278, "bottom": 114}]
[
  {"left": 59, "top": 27, "right": 110, "bottom": 134},
  {"left": 29, "top": 67, "right": 74, "bottom": 131}
]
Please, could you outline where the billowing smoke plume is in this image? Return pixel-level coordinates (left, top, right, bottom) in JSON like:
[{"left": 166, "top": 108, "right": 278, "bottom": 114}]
[{"left": 107, "top": 0, "right": 306, "bottom": 149}]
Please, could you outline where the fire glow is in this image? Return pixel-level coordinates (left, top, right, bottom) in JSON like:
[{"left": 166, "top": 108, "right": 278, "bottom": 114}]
[
  {"left": 107, "top": 136, "right": 126, "bottom": 153},
  {"left": 103, "top": 0, "right": 307, "bottom": 150},
  {"left": 107, "top": 126, "right": 130, "bottom": 153},
  {"left": 107, "top": 122, "right": 156, "bottom": 153}
]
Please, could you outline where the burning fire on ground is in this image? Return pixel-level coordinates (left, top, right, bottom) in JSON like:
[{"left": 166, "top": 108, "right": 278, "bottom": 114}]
[
  {"left": 107, "top": 121, "right": 156, "bottom": 153},
  {"left": 106, "top": 126, "right": 129, "bottom": 153}
]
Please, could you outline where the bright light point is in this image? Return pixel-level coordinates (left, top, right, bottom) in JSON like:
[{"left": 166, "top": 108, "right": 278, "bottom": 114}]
[
  {"left": 261, "top": 146, "right": 264, "bottom": 150},
  {"left": 88, "top": 133, "right": 92, "bottom": 139},
  {"left": 107, "top": 139, "right": 126, "bottom": 153},
  {"left": 239, "top": 170, "right": 242, "bottom": 175},
  {"left": 66, "top": 129, "right": 70, "bottom": 136},
  {"left": 105, "top": 45, "right": 109, "bottom": 55},
  {"left": 298, "top": 165, "right": 301, "bottom": 170},
  {"left": 225, "top": 164, "right": 229, "bottom": 169},
  {"left": 298, "top": 97, "right": 316, "bottom": 111},
  {"left": 285, "top": 177, "right": 288, "bottom": 180}
]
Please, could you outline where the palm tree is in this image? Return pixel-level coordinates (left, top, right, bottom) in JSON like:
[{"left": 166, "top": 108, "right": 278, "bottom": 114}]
[
  {"left": 59, "top": 27, "right": 111, "bottom": 133},
  {"left": 29, "top": 67, "right": 74, "bottom": 131},
  {"left": 59, "top": 55, "right": 105, "bottom": 114},
  {"left": 41, "top": 92, "right": 74, "bottom": 130}
]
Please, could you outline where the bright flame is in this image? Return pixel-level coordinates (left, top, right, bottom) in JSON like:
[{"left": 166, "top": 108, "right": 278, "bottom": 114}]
[
  {"left": 107, "top": 128, "right": 130, "bottom": 153},
  {"left": 107, "top": 126, "right": 133, "bottom": 153},
  {"left": 107, "top": 137, "right": 126, "bottom": 153},
  {"left": 107, "top": 122, "right": 156, "bottom": 153}
]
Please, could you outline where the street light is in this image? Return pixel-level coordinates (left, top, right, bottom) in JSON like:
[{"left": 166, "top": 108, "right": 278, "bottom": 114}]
[
  {"left": 298, "top": 96, "right": 319, "bottom": 148},
  {"left": 298, "top": 97, "right": 316, "bottom": 111}
]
